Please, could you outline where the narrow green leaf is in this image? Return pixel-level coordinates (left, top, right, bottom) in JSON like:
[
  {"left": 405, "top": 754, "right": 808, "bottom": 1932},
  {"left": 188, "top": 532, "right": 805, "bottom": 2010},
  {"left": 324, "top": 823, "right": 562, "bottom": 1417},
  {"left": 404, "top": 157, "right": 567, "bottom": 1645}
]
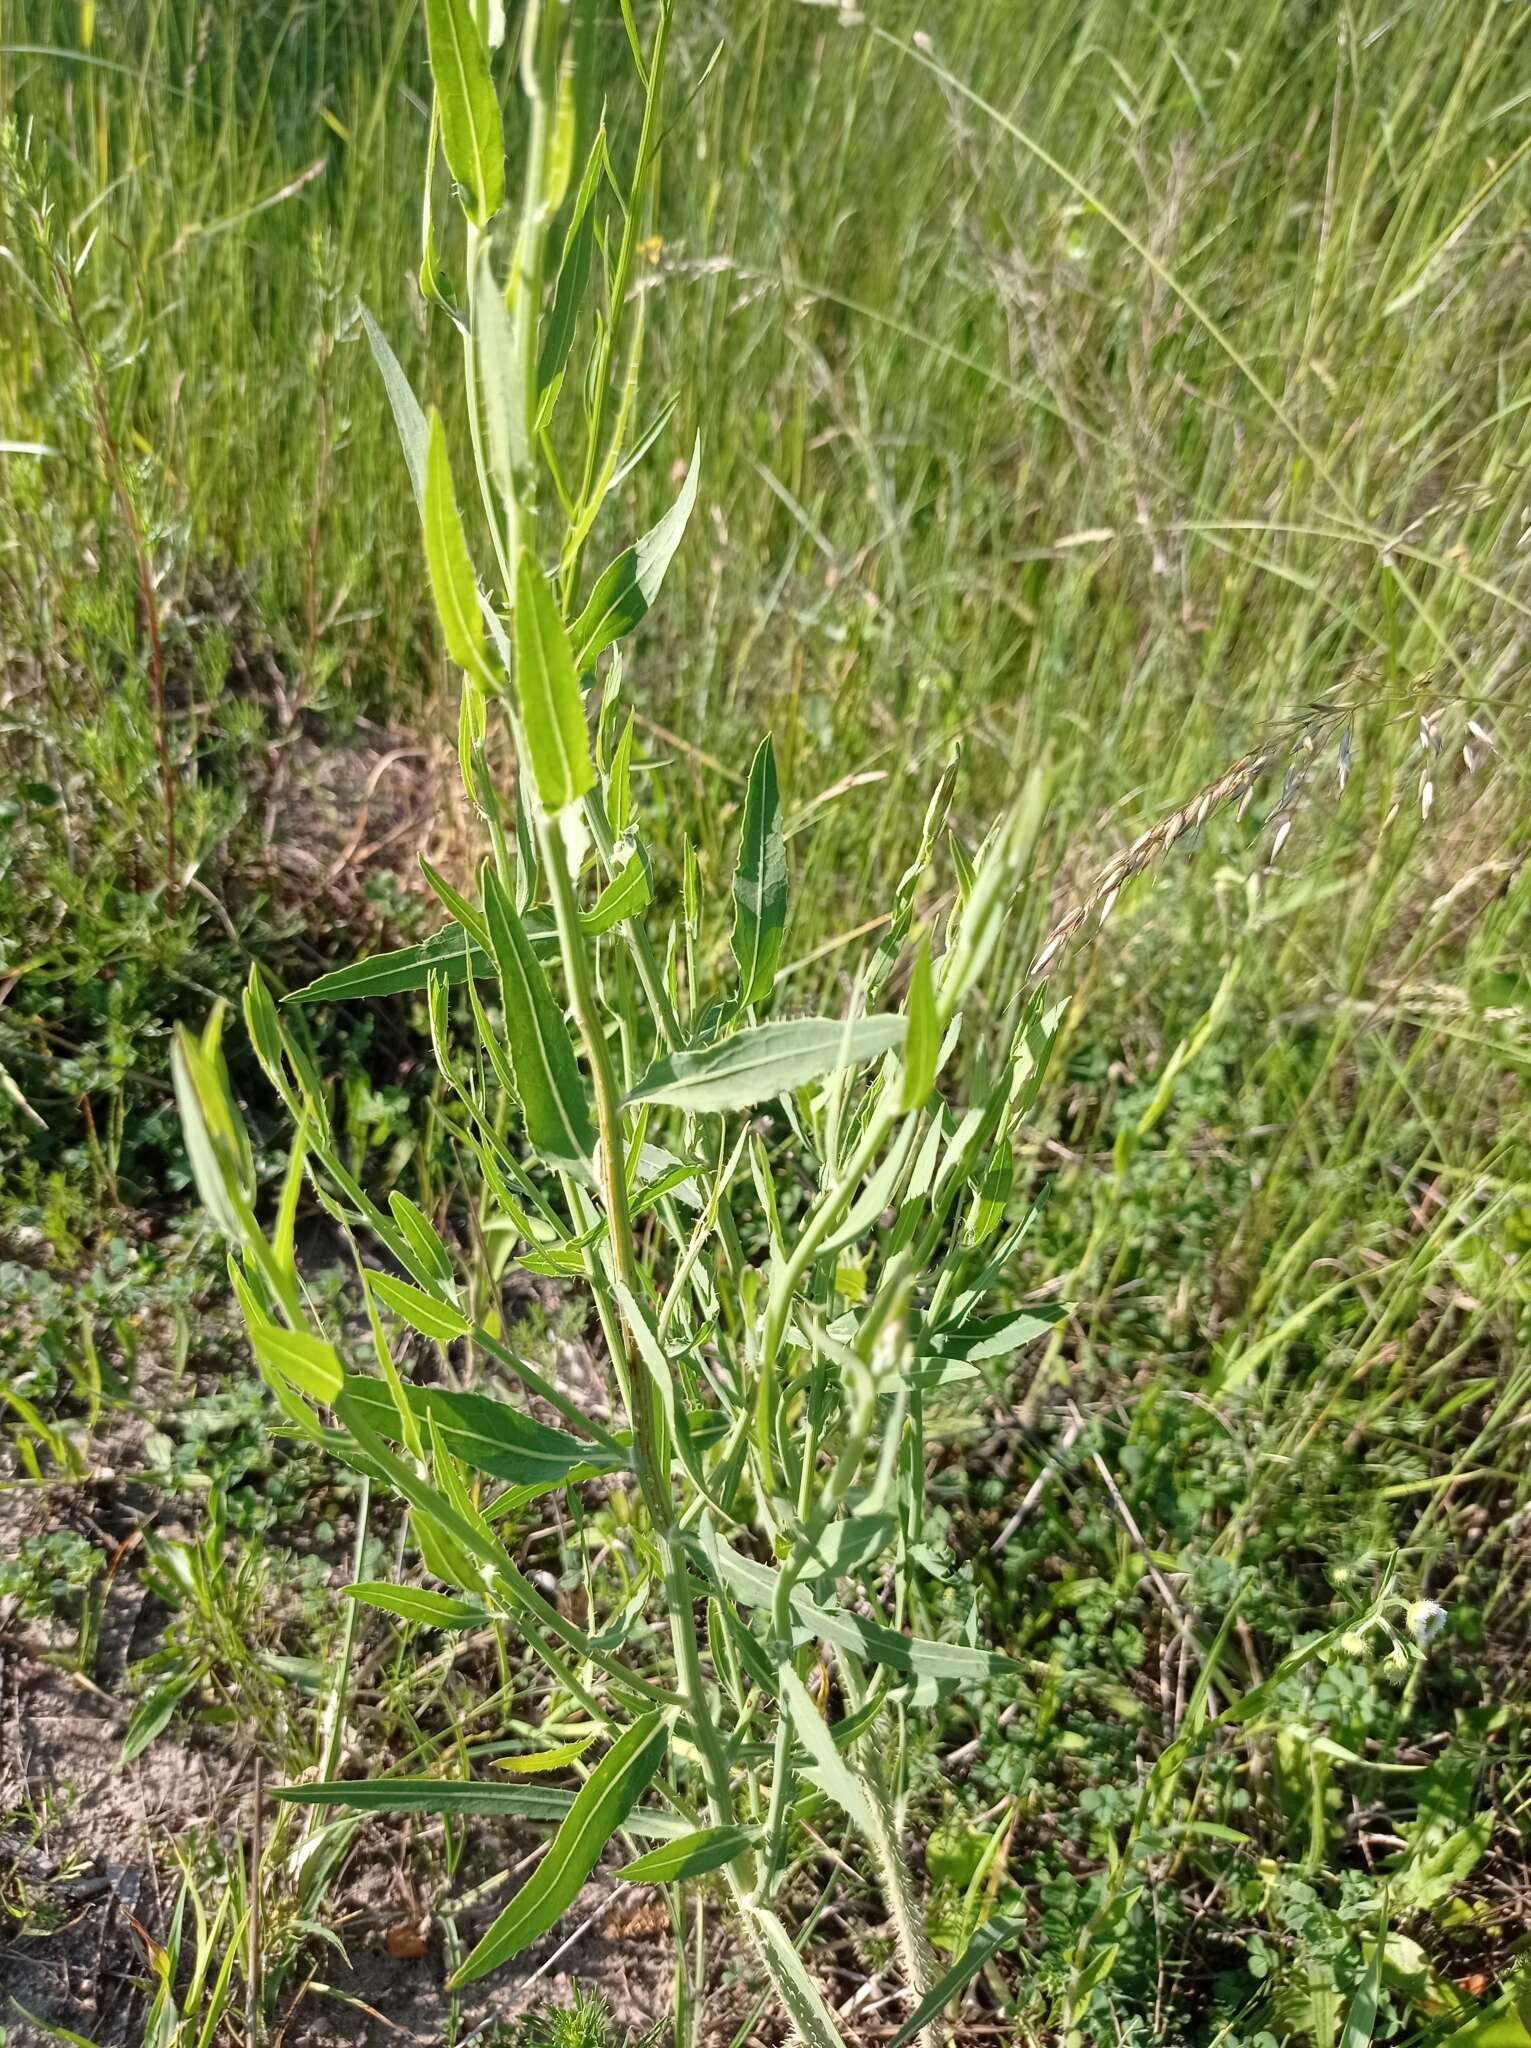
[
  {"left": 419, "top": 855, "right": 492, "bottom": 951},
  {"left": 780, "top": 1664, "right": 875, "bottom": 1833},
  {"left": 626, "top": 1015, "right": 906, "bottom": 1116},
  {"left": 274, "top": 1775, "right": 689, "bottom": 1839},
  {"left": 359, "top": 305, "right": 428, "bottom": 513},
  {"left": 820, "top": 1118, "right": 921, "bottom": 1258},
  {"left": 582, "top": 851, "right": 651, "bottom": 936},
  {"left": 731, "top": 736, "right": 788, "bottom": 1010},
  {"left": 899, "top": 934, "right": 938, "bottom": 1112},
  {"left": 514, "top": 552, "right": 593, "bottom": 814},
  {"left": 496, "top": 1735, "right": 596, "bottom": 1774},
  {"left": 483, "top": 868, "right": 596, "bottom": 1167},
  {"left": 924, "top": 1305, "right": 1066, "bottom": 1362},
  {"left": 171, "top": 1025, "right": 247, "bottom": 1243},
  {"left": 425, "top": 411, "right": 495, "bottom": 691},
  {"left": 805, "top": 1512, "right": 897, "bottom": 1577},
  {"left": 537, "top": 132, "right": 603, "bottom": 408},
  {"left": 473, "top": 236, "right": 525, "bottom": 513},
  {"left": 344, "top": 1584, "right": 490, "bottom": 1628},
  {"left": 618, "top": 1825, "right": 757, "bottom": 1885},
  {"left": 285, "top": 927, "right": 493, "bottom": 1005},
  {"left": 368, "top": 1271, "right": 470, "bottom": 1345},
  {"left": 248, "top": 1324, "right": 343, "bottom": 1404},
  {"left": 570, "top": 438, "right": 701, "bottom": 672},
  {"left": 608, "top": 711, "right": 636, "bottom": 834},
  {"left": 341, "top": 1373, "right": 623, "bottom": 1486},
  {"left": 1341, "top": 1931, "right": 1383, "bottom": 2048},
  {"left": 424, "top": 0, "right": 504, "bottom": 225},
  {"left": 614, "top": 1280, "right": 716, "bottom": 1503},
  {"left": 335, "top": 1385, "right": 514, "bottom": 1583},
  {"left": 121, "top": 1675, "right": 196, "bottom": 1765},
  {"left": 388, "top": 1192, "right": 455, "bottom": 1291},
  {"left": 886, "top": 1916, "right": 1021, "bottom": 2048},
  {"left": 694, "top": 1525, "right": 1015, "bottom": 1686},
  {"left": 451, "top": 1715, "right": 670, "bottom": 1985}
]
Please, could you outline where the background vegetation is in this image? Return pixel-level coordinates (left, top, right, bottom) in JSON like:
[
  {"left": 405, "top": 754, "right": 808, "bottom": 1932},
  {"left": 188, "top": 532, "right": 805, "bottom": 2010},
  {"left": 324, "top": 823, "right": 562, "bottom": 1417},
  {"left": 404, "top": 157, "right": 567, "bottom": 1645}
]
[{"left": 2, "top": 0, "right": 1528, "bottom": 2042}]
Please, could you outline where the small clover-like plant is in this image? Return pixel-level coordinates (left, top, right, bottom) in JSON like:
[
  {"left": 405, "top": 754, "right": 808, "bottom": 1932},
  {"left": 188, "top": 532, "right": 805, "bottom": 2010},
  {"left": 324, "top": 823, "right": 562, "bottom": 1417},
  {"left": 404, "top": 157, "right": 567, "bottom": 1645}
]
[{"left": 172, "top": 3, "right": 1064, "bottom": 2040}]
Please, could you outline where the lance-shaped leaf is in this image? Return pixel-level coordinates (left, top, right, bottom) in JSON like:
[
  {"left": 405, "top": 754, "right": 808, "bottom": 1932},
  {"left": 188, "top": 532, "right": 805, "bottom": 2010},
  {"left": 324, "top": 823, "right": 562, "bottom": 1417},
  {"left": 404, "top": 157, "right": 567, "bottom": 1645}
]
[
  {"left": 367, "top": 1271, "right": 470, "bottom": 1345},
  {"left": 285, "top": 906, "right": 560, "bottom": 1005},
  {"left": 899, "top": 934, "right": 938, "bottom": 1112},
  {"left": 514, "top": 553, "right": 594, "bottom": 814},
  {"left": 424, "top": 412, "right": 495, "bottom": 691},
  {"left": 570, "top": 439, "right": 701, "bottom": 673},
  {"left": 341, "top": 1373, "right": 623, "bottom": 1486},
  {"left": 172, "top": 1016, "right": 254, "bottom": 1244},
  {"left": 344, "top": 1584, "right": 490, "bottom": 1628},
  {"left": 583, "top": 851, "right": 651, "bottom": 936},
  {"left": 424, "top": 0, "right": 504, "bottom": 226},
  {"left": 496, "top": 1735, "right": 595, "bottom": 1774},
  {"left": 483, "top": 868, "right": 596, "bottom": 1167},
  {"left": 819, "top": 1118, "right": 921, "bottom": 1258},
  {"left": 618, "top": 1825, "right": 758, "bottom": 1884},
  {"left": 886, "top": 1916, "right": 1021, "bottom": 2048},
  {"left": 626, "top": 1015, "right": 906, "bottom": 1116},
  {"left": 451, "top": 1714, "right": 670, "bottom": 1985},
  {"left": 731, "top": 735, "right": 788, "bottom": 1010},
  {"left": 922, "top": 1304, "right": 1067, "bottom": 1362},
  {"left": 388, "top": 1192, "right": 455, "bottom": 1293},
  {"left": 248, "top": 1323, "right": 343, "bottom": 1405},
  {"left": 274, "top": 1774, "right": 689, "bottom": 1839},
  {"left": 537, "top": 132, "right": 604, "bottom": 414},
  {"left": 286, "top": 927, "right": 486, "bottom": 1005},
  {"left": 360, "top": 306, "right": 427, "bottom": 513},
  {"left": 473, "top": 237, "right": 525, "bottom": 514},
  {"left": 780, "top": 1663, "right": 875, "bottom": 1833},
  {"left": 419, "top": 854, "right": 492, "bottom": 951},
  {"left": 615, "top": 1280, "right": 717, "bottom": 1504},
  {"left": 692, "top": 1524, "right": 1015, "bottom": 1686}
]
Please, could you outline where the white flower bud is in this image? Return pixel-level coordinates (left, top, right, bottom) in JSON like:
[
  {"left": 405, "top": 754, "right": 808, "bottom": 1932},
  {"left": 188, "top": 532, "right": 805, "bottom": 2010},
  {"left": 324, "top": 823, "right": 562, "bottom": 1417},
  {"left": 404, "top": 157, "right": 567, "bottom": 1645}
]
[{"left": 1406, "top": 1599, "right": 1447, "bottom": 1647}]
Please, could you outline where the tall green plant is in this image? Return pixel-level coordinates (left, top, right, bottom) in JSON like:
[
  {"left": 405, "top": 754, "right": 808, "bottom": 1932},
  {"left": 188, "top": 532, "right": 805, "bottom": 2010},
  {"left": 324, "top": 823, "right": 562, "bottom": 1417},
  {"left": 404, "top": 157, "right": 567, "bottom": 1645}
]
[{"left": 174, "top": 4, "right": 1062, "bottom": 2040}]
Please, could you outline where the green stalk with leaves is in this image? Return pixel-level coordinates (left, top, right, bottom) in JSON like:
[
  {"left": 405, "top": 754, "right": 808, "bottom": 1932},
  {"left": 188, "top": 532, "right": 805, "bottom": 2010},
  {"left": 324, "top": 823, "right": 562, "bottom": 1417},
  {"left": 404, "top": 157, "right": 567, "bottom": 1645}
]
[{"left": 172, "top": 4, "right": 1063, "bottom": 2040}]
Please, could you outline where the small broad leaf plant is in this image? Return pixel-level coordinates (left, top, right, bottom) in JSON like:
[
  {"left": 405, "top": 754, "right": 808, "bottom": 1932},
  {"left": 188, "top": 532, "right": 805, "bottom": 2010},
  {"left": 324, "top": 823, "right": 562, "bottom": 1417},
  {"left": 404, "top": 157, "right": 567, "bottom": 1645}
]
[{"left": 173, "top": 2, "right": 1060, "bottom": 2040}]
